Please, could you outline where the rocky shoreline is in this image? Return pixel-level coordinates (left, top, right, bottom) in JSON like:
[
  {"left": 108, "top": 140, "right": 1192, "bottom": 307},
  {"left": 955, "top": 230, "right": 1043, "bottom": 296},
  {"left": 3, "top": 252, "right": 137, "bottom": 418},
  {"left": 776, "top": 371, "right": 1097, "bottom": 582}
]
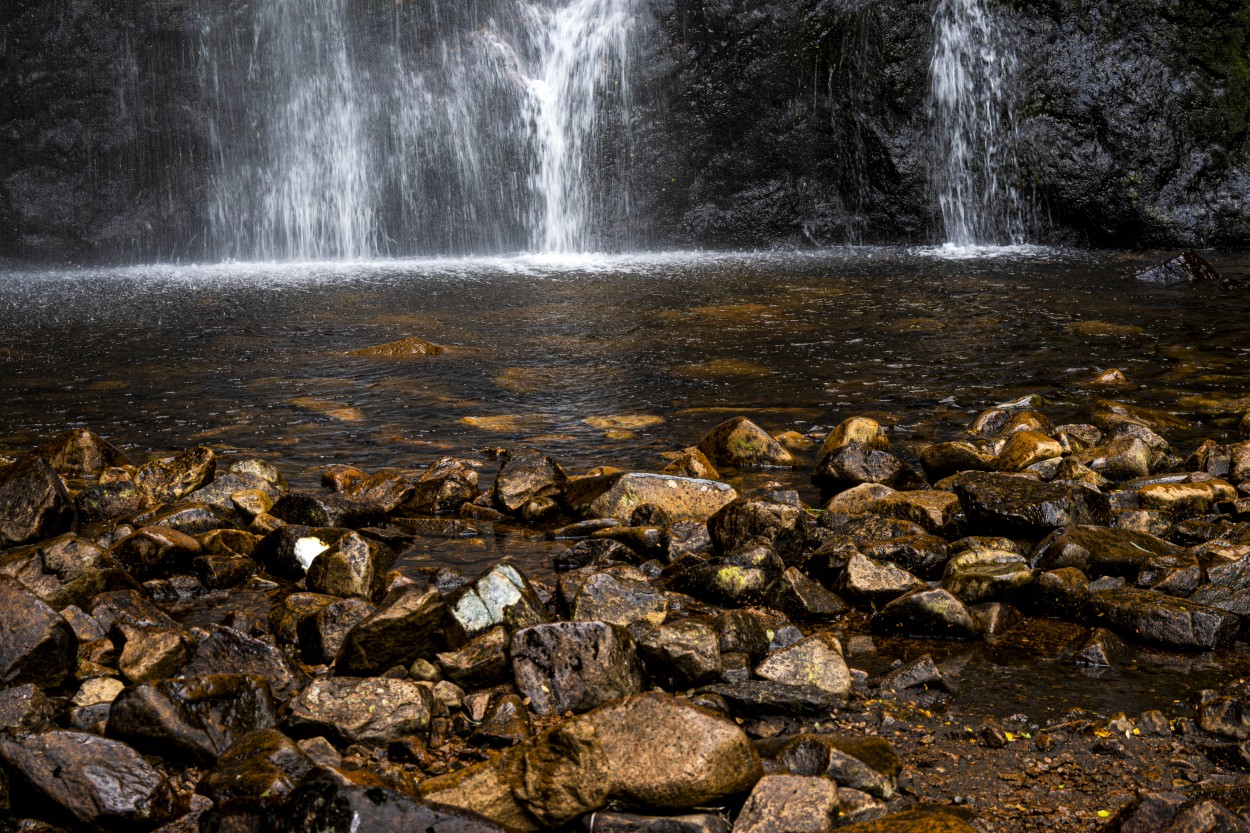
[{"left": 4, "top": 397, "right": 1250, "bottom": 832}]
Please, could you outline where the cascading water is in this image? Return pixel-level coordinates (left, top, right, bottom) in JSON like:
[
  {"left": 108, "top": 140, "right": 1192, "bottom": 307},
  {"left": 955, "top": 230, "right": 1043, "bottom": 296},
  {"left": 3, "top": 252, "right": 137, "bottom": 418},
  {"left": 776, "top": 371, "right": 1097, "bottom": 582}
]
[
  {"left": 929, "top": 0, "right": 1026, "bottom": 247},
  {"left": 197, "top": 0, "right": 638, "bottom": 261}
]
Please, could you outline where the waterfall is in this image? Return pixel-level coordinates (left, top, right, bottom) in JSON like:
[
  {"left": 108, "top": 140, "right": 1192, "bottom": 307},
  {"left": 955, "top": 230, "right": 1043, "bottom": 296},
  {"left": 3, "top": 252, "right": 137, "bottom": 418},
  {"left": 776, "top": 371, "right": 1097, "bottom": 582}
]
[
  {"left": 197, "top": 0, "right": 638, "bottom": 261},
  {"left": 929, "top": 0, "right": 1026, "bottom": 247}
]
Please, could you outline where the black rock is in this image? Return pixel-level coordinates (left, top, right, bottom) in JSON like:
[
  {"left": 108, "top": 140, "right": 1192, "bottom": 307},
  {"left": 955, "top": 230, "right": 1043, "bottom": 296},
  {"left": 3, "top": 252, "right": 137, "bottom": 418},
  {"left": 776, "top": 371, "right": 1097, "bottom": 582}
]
[
  {"left": 107, "top": 674, "right": 277, "bottom": 765},
  {"left": 630, "top": 619, "right": 722, "bottom": 689},
  {"left": 180, "top": 625, "right": 299, "bottom": 700},
  {"left": 696, "top": 680, "right": 846, "bottom": 716},
  {"left": 511, "top": 621, "right": 643, "bottom": 715},
  {"left": 336, "top": 584, "right": 448, "bottom": 676},
  {"left": 276, "top": 770, "right": 505, "bottom": 833},
  {"left": 813, "top": 444, "right": 925, "bottom": 495},
  {"left": 0, "top": 576, "right": 77, "bottom": 689},
  {"left": 0, "top": 456, "right": 73, "bottom": 549},
  {"left": 952, "top": 472, "right": 1110, "bottom": 535},
  {"left": 1031, "top": 525, "right": 1184, "bottom": 578},
  {"left": 871, "top": 588, "right": 985, "bottom": 641},
  {"left": 1083, "top": 587, "right": 1240, "bottom": 651},
  {"left": 297, "top": 597, "right": 376, "bottom": 666},
  {"left": 708, "top": 485, "right": 804, "bottom": 565},
  {"left": 1135, "top": 251, "right": 1220, "bottom": 284},
  {"left": 270, "top": 493, "right": 382, "bottom": 529}
]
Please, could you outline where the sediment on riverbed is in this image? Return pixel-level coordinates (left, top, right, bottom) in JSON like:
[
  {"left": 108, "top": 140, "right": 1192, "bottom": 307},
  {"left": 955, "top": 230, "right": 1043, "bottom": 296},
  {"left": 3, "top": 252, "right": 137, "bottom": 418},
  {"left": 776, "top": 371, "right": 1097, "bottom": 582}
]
[{"left": 4, "top": 394, "right": 1250, "bottom": 831}]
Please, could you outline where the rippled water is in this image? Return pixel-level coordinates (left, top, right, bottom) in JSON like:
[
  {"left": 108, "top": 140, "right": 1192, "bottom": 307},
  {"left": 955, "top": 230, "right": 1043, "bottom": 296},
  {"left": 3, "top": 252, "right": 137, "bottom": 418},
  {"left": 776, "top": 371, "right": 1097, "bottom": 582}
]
[{"left": 5, "top": 246, "right": 1250, "bottom": 718}]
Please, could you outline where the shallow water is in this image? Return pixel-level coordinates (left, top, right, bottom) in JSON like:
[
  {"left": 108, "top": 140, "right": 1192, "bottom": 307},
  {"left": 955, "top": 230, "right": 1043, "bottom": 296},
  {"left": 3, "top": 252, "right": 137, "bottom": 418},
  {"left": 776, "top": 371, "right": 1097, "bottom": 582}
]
[{"left": 4, "top": 246, "right": 1250, "bottom": 719}]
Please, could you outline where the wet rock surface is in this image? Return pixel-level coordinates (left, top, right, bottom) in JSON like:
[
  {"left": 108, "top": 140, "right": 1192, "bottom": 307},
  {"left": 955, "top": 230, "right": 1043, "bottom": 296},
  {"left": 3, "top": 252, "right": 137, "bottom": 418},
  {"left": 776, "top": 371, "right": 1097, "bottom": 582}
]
[{"left": 2, "top": 418, "right": 1250, "bottom": 832}]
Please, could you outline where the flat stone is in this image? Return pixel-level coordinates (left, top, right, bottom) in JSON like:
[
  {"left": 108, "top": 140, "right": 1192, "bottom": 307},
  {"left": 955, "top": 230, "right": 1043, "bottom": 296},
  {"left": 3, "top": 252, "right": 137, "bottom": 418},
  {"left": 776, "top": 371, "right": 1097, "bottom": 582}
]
[
  {"left": 833, "top": 809, "right": 978, "bottom": 833},
  {"left": 0, "top": 456, "right": 73, "bottom": 549},
  {"left": 107, "top": 674, "right": 277, "bottom": 765},
  {"left": 336, "top": 584, "right": 448, "bottom": 676},
  {"left": 1139, "top": 481, "right": 1217, "bottom": 516},
  {"left": 511, "top": 621, "right": 643, "bottom": 715},
  {"left": 0, "top": 731, "right": 179, "bottom": 829},
  {"left": 876, "top": 654, "right": 950, "bottom": 693},
  {"left": 754, "top": 633, "right": 850, "bottom": 697},
  {"left": 822, "top": 483, "right": 896, "bottom": 514},
  {"left": 286, "top": 677, "right": 433, "bottom": 746},
  {"left": 578, "top": 472, "right": 738, "bottom": 523},
  {"left": 871, "top": 588, "right": 984, "bottom": 640},
  {"left": 0, "top": 576, "right": 76, "bottom": 689},
  {"left": 697, "top": 681, "right": 846, "bottom": 715},
  {"left": 951, "top": 472, "right": 1110, "bottom": 535},
  {"left": 734, "top": 774, "right": 839, "bottom": 833},
  {"left": 1083, "top": 587, "right": 1240, "bottom": 650},
  {"left": 697, "top": 417, "right": 799, "bottom": 469},
  {"left": 1031, "top": 525, "right": 1185, "bottom": 578}
]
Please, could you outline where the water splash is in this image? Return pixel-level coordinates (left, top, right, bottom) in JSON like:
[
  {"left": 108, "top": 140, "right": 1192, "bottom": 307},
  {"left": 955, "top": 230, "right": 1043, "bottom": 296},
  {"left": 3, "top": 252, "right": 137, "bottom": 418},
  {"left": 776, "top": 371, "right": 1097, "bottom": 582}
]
[
  {"left": 197, "top": 0, "right": 638, "bottom": 261},
  {"left": 929, "top": 0, "right": 1026, "bottom": 246}
]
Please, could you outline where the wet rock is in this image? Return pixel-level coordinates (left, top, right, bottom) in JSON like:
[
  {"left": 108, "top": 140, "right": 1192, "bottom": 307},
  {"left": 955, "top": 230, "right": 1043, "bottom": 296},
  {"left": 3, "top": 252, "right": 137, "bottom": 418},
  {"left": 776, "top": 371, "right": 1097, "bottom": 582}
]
[
  {"left": 0, "top": 684, "right": 54, "bottom": 732},
  {"left": 872, "top": 588, "right": 984, "bottom": 640},
  {"left": 822, "top": 482, "right": 894, "bottom": 514},
  {"left": 733, "top": 774, "right": 839, "bottom": 833},
  {"left": 554, "top": 538, "right": 641, "bottom": 572},
  {"left": 336, "top": 584, "right": 447, "bottom": 676},
  {"left": 754, "top": 633, "right": 850, "bottom": 697},
  {"left": 116, "top": 624, "right": 190, "bottom": 684},
  {"left": 820, "top": 417, "right": 889, "bottom": 456},
  {"left": 1134, "top": 250, "right": 1220, "bottom": 283},
  {"left": 766, "top": 566, "right": 847, "bottom": 620},
  {"left": 180, "top": 625, "right": 298, "bottom": 699},
  {"left": 77, "top": 478, "right": 147, "bottom": 524},
  {"left": 1091, "top": 400, "right": 1189, "bottom": 435},
  {"left": 191, "top": 554, "right": 257, "bottom": 590},
  {"left": 286, "top": 677, "right": 433, "bottom": 746},
  {"left": 813, "top": 444, "right": 923, "bottom": 494},
  {"left": 305, "top": 531, "right": 396, "bottom": 601},
  {"left": 630, "top": 619, "right": 722, "bottom": 689},
  {"left": 832, "top": 809, "right": 977, "bottom": 832},
  {"left": 90, "top": 589, "right": 178, "bottom": 632},
  {"left": 186, "top": 470, "right": 282, "bottom": 516},
  {"left": 942, "top": 549, "right": 1033, "bottom": 604},
  {"left": 139, "top": 502, "right": 237, "bottom": 536},
  {"left": 661, "top": 447, "right": 721, "bottom": 480},
  {"left": 757, "top": 734, "right": 899, "bottom": 799},
  {"left": 297, "top": 597, "right": 375, "bottom": 665},
  {"left": 697, "top": 417, "right": 798, "bottom": 469},
  {"left": 268, "top": 592, "right": 337, "bottom": 645},
  {"left": 919, "top": 442, "right": 995, "bottom": 481},
  {"left": 109, "top": 526, "right": 202, "bottom": 580},
  {"left": 0, "top": 534, "right": 131, "bottom": 610},
  {"left": 1083, "top": 587, "right": 1240, "bottom": 650},
  {"left": 577, "top": 472, "right": 738, "bottom": 524},
  {"left": 1031, "top": 525, "right": 1184, "bottom": 578},
  {"left": 876, "top": 654, "right": 950, "bottom": 693},
  {"left": 436, "top": 625, "right": 511, "bottom": 688},
  {"left": 1071, "top": 436, "right": 1152, "bottom": 480},
  {"left": 401, "top": 456, "right": 480, "bottom": 515},
  {"left": 470, "top": 693, "right": 532, "bottom": 747},
  {"left": 567, "top": 567, "right": 668, "bottom": 626},
  {"left": 449, "top": 564, "right": 550, "bottom": 646},
  {"left": 581, "top": 812, "right": 728, "bottom": 833},
  {"left": 198, "top": 729, "right": 314, "bottom": 803},
  {"left": 278, "top": 770, "right": 504, "bottom": 833},
  {"left": 511, "top": 621, "right": 643, "bottom": 715},
  {"left": 135, "top": 446, "right": 215, "bottom": 505},
  {"left": 697, "top": 680, "right": 844, "bottom": 715},
  {"left": 995, "top": 430, "right": 1063, "bottom": 472},
  {"left": 1199, "top": 694, "right": 1250, "bottom": 741},
  {"left": 715, "top": 611, "right": 771, "bottom": 663},
  {"left": 870, "top": 490, "right": 961, "bottom": 535},
  {"left": 107, "top": 674, "right": 276, "bottom": 764},
  {"left": 1074, "top": 627, "right": 1125, "bottom": 667},
  {"left": 0, "top": 456, "right": 73, "bottom": 549},
  {"left": 818, "top": 548, "right": 925, "bottom": 603},
  {"left": 253, "top": 525, "right": 348, "bottom": 579},
  {"left": 681, "top": 547, "right": 784, "bottom": 606},
  {"left": 0, "top": 576, "right": 76, "bottom": 688},
  {"left": 270, "top": 492, "right": 381, "bottom": 529},
  {"left": 859, "top": 534, "right": 950, "bottom": 579},
  {"left": 708, "top": 484, "right": 803, "bottom": 562},
  {"left": 951, "top": 472, "right": 1110, "bottom": 535},
  {"left": 494, "top": 449, "right": 567, "bottom": 513},
  {"left": 342, "top": 470, "right": 415, "bottom": 514},
  {"left": 1105, "top": 792, "right": 1244, "bottom": 833},
  {"left": 591, "top": 692, "right": 762, "bottom": 809},
  {"left": 1139, "top": 481, "right": 1217, "bottom": 517},
  {"left": 34, "top": 429, "right": 130, "bottom": 477}
]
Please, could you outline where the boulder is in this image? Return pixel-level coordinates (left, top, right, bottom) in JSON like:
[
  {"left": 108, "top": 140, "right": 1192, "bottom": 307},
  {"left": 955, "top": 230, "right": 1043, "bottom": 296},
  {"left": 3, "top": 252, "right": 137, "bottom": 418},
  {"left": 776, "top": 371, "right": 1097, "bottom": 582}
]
[
  {"left": 135, "top": 446, "right": 215, "bottom": 505},
  {"left": 733, "top": 774, "right": 840, "bottom": 833},
  {"left": 107, "top": 674, "right": 276, "bottom": 764},
  {"left": 870, "top": 490, "right": 961, "bottom": 534},
  {"left": 296, "top": 597, "right": 376, "bottom": 665},
  {"left": 493, "top": 449, "right": 567, "bottom": 512},
  {"left": 567, "top": 568, "right": 668, "bottom": 627},
  {"left": 286, "top": 677, "right": 433, "bottom": 746},
  {"left": 661, "top": 447, "right": 721, "bottom": 480},
  {"left": 0, "top": 456, "right": 73, "bottom": 549},
  {"left": 436, "top": 625, "right": 511, "bottom": 688},
  {"left": 766, "top": 567, "right": 848, "bottom": 620},
  {"left": 336, "top": 584, "right": 447, "bottom": 676},
  {"left": 198, "top": 729, "right": 314, "bottom": 803},
  {"left": 995, "top": 430, "right": 1063, "bottom": 472},
  {"left": 813, "top": 444, "right": 923, "bottom": 494},
  {"left": 0, "top": 576, "right": 76, "bottom": 688},
  {"left": 697, "top": 417, "right": 798, "bottom": 469},
  {"left": 0, "top": 730, "right": 179, "bottom": 829},
  {"left": 448, "top": 564, "right": 549, "bottom": 646},
  {"left": 754, "top": 633, "right": 850, "bottom": 697},
  {"left": 511, "top": 621, "right": 643, "bottom": 715},
  {"left": 1083, "top": 587, "right": 1240, "bottom": 650},
  {"left": 871, "top": 588, "right": 984, "bottom": 640},
  {"left": 34, "top": 429, "right": 130, "bottom": 477},
  {"left": 179, "top": 625, "right": 298, "bottom": 699},
  {"left": 819, "top": 417, "right": 889, "bottom": 457},
  {"left": 253, "top": 525, "right": 349, "bottom": 579},
  {"left": 707, "top": 484, "right": 804, "bottom": 563},
  {"left": 305, "top": 531, "right": 397, "bottom": 601},
  {"left": 109, "top": 526, "right": 202, "bottom": 580},
  {"left": 576, "top": 472, "right": 737, "bottom": 523},
  {"left": 1134, "top": 250, "right": 1220, "bottom": 283},
  {"left": 1031, "top": 525, "right": 1185, "bottom": 578},
  {"left": 630, "top": 619, "right": 722, "bottom": 689},
  {"left": 951, "top": 472, "right": 1110, "bottom": 535},
  {"left": 0, "top": 534, "right": 131, "bottom": 610}
]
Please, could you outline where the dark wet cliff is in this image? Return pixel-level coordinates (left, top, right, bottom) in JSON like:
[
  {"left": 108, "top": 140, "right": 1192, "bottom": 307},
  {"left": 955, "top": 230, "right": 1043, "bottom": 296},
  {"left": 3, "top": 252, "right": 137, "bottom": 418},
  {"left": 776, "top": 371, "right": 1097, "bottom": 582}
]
[{"left": 2, "top": 0, "right": 1248, "bottom": 261}]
